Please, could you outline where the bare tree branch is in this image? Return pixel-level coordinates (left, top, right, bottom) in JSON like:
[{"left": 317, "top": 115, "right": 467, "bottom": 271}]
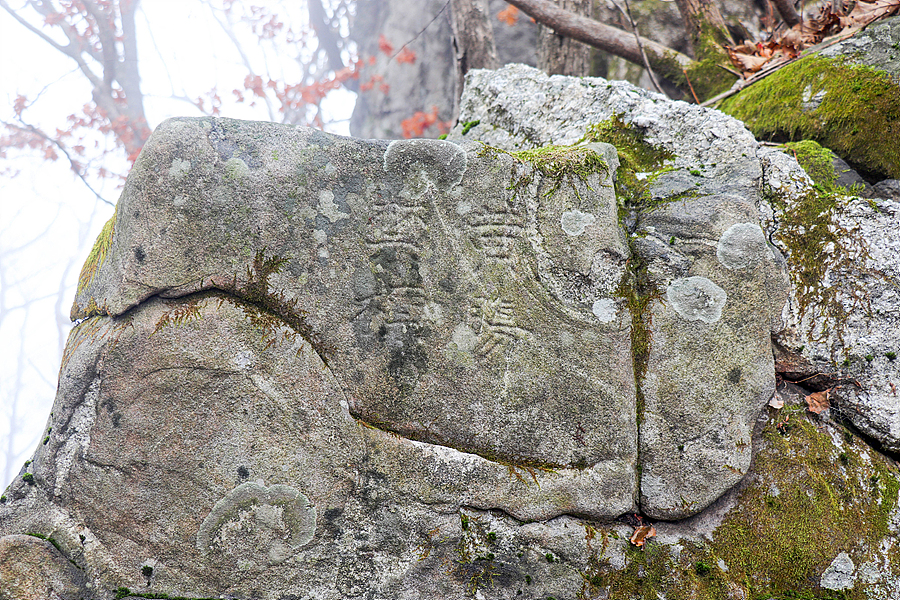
[
  {"left": 2, "top": 119, "right": 114, "bottom": 205},
  {"left": 502, "top": 0, "right": 694, "bottom": 73},
  {"left": 613, "top": 0, "right": 667, "bottom": 96}
]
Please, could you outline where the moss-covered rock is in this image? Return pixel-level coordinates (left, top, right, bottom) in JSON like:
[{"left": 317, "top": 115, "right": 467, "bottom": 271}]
[{"left": 719, "top": 17, "right": 900, "bottom": 181}]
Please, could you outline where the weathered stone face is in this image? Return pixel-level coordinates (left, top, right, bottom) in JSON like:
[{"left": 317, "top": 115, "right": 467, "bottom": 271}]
[{"left": 70, "top": 116, "right": 637, "bottom": 493}]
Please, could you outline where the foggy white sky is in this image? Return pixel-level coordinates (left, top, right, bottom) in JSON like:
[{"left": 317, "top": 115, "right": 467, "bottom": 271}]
[{"left": 0, "top": 2, "right": 355, "bottom": 490}]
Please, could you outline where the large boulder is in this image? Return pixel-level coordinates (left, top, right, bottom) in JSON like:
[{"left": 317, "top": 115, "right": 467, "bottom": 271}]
[
  {"left": 2, "top": 64, "right": 899, "bottom": 600},
  {"left": 759, "top": 145, "right": 900, "bottom": 453}
]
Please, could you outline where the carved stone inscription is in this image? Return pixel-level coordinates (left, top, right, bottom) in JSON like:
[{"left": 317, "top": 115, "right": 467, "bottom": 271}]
[{"left": 342, "top": 140, "right": 636, "bottom": 469}]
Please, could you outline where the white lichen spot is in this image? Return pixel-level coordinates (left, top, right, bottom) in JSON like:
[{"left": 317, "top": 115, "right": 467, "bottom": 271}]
[
  {"left": 666, "top": 277, "right": 727, "bottom": 323},
  {"left": 313, "top": 229, "right": 328, "bottom": 245},
  {"left": 196, "top": 482, "right": 316, "bottom": 563},
  {"left": 233, "top": 351, "right": 254, "bottom": 370},
  {"left": 224, "top": 157, "right": 250, "bottom": 180},
  {"left": 561, "top": 210, "right": 596, "bottom": 236},
  {"left": 451, "top": 323, "right": 478, "bottom": 354},
  {"left": 821, "top": 552, "right": 856, "bottom": 591},
  {"left": 169, "top": 158, "right": 191, "bottom": 181},
  {"left": 173, "top": 195, "right": 187, "bottom": 207},
  {"left": 456, "top": 200, "right": 473, "bottom": 215},
  {"left": 591, "top": 298, "right": 617, "bottom": 323},
  {"left": 318, "top": 190, "right": 349, "bottom": 223},
  {"left": 716, "top": 223, "right": 770, "bottom": 269}
]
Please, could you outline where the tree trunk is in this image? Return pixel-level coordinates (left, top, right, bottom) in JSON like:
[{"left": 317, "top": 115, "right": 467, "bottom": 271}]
[
  {"left": 449, "top": 0, "right": 500, "bottom": 109},
  {"left": 672, "top": 0, "right": 734, "bottom": 53},
  {"left": 537, "top": 0, "right": 592, "bottom": 76}
]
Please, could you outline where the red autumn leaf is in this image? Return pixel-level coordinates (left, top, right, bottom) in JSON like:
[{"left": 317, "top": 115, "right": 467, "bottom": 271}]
[
  {"left": 378, "top": 34, "right": 394, "bottom": 56},
  {"left": 498, "top": 5, "right": 519, "bottom": 25},
  {"left": 243, "top": 74, "right": 265, "bottom": 98},
  {"left": 630, "top": 524, "right": 656, "bottom": 548},
  {"left": 395, "top": 47, "right": 416, "bottom": 64},
  {"left": 805, "top": 390, "right": 830, "bottom": 414},
  {"left": 13, "top": 94, "right": 27, "bottom": 116},
  {"left": 401, "top": 106, "right": 450, "bottom": 138}
]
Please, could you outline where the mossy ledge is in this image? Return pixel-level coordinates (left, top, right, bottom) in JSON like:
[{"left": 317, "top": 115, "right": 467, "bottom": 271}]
[
  {"left": 76, "top": 204, "right": 118, "bottom": 296},
  {"left": 478, "top": 142, "right": 610, "bottom": 199},
  {"left": 719, "top": 56, "right": 900, "bottom": 179},
  {"left": 153, "top": 249, "right": 333, "bottom": 365},
  {"left": 577, "top": 404, "right": 900, "bottom": 599}
]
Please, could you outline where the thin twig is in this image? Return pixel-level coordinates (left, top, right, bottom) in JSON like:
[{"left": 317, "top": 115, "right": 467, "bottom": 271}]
[
  {"left": 391, "top": 0, "right": 452, "bottom": 61},
  {"left": 3, "top": 119, "right": 114, "bottom": 206},
  {"left": 682, "top": 68, "right": 700, "bottom": 104},
  {"left": 613, "top": 0, "right": 667, "bottom": 97}
]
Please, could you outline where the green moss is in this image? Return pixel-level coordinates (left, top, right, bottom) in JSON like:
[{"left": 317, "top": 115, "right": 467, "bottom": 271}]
[
  {"left": 453, "top": 512, "right": 500, "bottom": 594},
  {"left": 709, "top": 409, "right": 900, "bottom": 599},
  {"left": 76, "top": 204, "right": 118, "bottom": 295},
  {"left": 510, "top": 144, "right": 609, "bottom": 198},
  {"left": 762, "top": 174, "right": 870, "bottom": 345},
  {"left": 584, "top": 116, "right": 675, "bottom": 428},
  {"left": 113, "top": 588, "right": 220, "bottom": 600},
  {"left": 782, "top": 140, "right": 842, "bottom": 193},
  {"left": 584, "top": 115, "right": 681, "bottom": 214},
  {"left": 719, "top": 56, "right": 900, "bottom": 179},
  {"left": 461, "top": 120, "right": 480, "bottom": 136}
]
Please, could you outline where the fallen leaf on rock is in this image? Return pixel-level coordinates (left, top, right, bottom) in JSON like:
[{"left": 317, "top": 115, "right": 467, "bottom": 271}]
[
  {"left": 725, "top": 0, "right": 900, "bottom": 79},
  {"left": 805, "top": 389, "right": 830, "bottom": 414},
  {"left": 630, "top": 524, "right": 656, "bottom": 548}
]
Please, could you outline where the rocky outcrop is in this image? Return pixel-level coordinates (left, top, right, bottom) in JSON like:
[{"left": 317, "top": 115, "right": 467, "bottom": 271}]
[
  {"left": 1, "top": 65, "right": 899, "bottom": 600},
  {"left": 759, "top": 146, "right": 900, "bottom": 453}
]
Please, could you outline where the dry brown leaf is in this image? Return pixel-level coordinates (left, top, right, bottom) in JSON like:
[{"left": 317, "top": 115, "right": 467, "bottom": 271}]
[
  {"left": 840, "top": 0, "right": 900, "bottom": 28},
  {"left": 630, "top": 524, "right": 656, "bottom": 548},
  {"left": 728, "top": 50, "right": 772, "bottom": 73},
  {"left": 778, "top": 23, "right": 825, "bottom": 49},
  {"left": 805, "top": 389, "right": 831, "bottom": 414}
]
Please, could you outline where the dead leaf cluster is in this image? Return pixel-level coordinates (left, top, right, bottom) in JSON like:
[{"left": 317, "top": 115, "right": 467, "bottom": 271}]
[{"left": 727, "top": 0, "right": 900, "bottom": 77}]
